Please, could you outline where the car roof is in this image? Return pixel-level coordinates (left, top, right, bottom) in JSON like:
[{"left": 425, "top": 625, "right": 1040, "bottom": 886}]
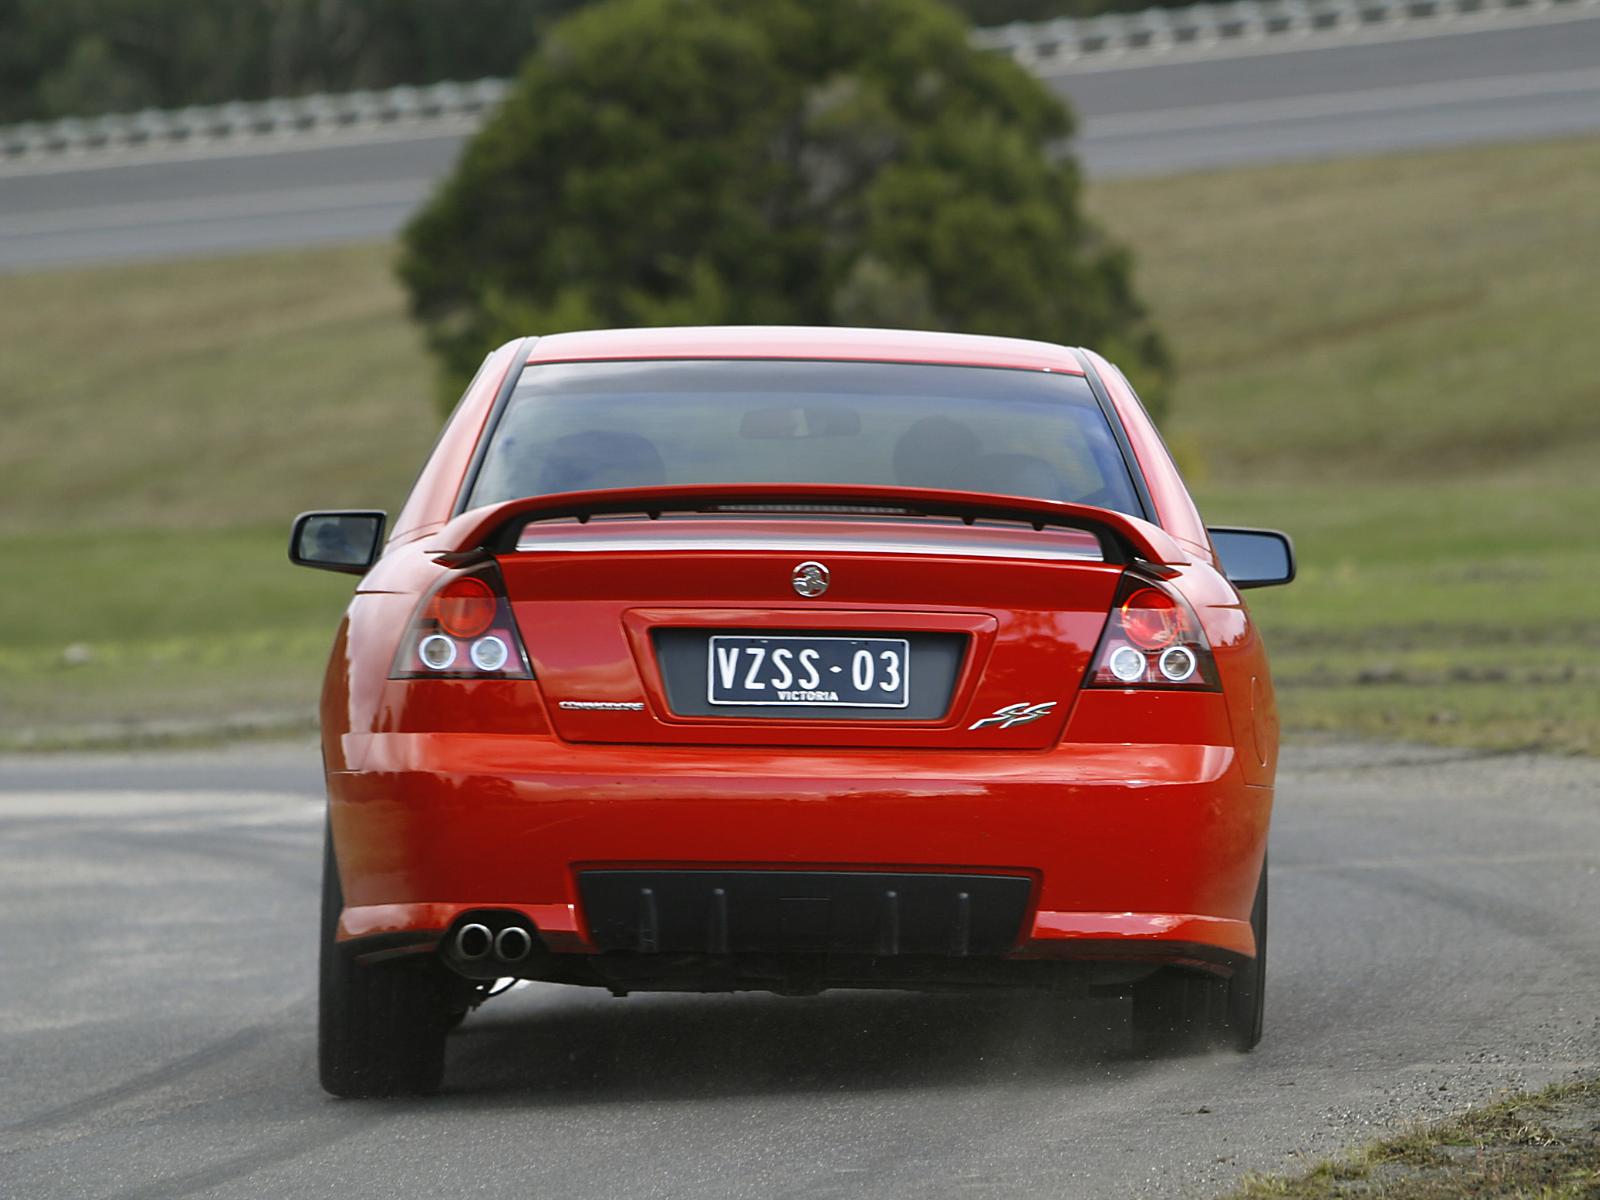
[{"left": 523, "top": 326, "right": 1088, "bottom": 375}]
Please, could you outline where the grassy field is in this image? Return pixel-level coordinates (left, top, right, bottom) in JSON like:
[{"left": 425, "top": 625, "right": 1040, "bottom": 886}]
[
  {"left": 0, "top": 245, "right": 436, "bottom": 746},
  {"left": 1089, "top": 137, "right": 1600, "bottom": 754},
  {"left": 2, "top": 136, "right": 1596, "bottom": 750}
]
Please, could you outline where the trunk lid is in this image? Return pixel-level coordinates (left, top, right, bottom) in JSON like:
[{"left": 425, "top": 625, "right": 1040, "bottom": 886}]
[{"left": 496, "top": 513, "right": 1124, "bottom": 748}]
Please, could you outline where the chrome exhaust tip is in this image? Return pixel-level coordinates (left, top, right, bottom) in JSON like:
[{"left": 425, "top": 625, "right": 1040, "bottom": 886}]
[
  {"left": 455, "top": 923, "right": 493, "bottom": 961},
  {"left": 494, "top": 926, "right": 533, "bottom": 962}
]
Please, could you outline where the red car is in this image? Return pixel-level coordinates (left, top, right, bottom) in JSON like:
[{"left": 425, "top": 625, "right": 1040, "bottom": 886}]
[{"left": 291, "top": 327, "right": 1294, "bottom": 1097}]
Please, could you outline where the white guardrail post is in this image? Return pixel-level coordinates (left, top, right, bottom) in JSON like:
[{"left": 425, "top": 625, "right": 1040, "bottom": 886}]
[{"left": 1, "top": 0, "right": 1593, "bottom": 162}]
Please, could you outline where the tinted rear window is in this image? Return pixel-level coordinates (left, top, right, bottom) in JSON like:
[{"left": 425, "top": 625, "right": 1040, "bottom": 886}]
[{"left": 467, "top": 359, "right": 1144, "bottom": 516}]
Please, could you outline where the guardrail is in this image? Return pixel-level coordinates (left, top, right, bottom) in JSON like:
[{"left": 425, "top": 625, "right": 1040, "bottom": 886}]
[
  {"left": 2, "top": 0, "right": 1593, "bottom": 162},
  {"left": 0, "top": 78, "right": 509, "bottom": 161},
  {"left": 972, "top": 0, "right": 1595, "bottom": 63}
]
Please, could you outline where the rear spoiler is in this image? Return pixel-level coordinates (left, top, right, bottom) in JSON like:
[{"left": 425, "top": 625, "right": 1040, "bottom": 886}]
[{"left": 425, "top": 483, "right": 1190, "bottom": 567}]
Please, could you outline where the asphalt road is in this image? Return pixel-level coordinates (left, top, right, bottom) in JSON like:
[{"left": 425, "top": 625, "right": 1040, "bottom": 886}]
[
  {"left": 2, "top": 12, "right": 1598, "bottom": 271},
  {"left": 2, "top": 739, "right": 1596, "bottom": 1198}
]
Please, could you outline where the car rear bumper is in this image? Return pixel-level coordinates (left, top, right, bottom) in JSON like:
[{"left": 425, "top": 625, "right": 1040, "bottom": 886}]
[{"left": 328, "top": 732, "right": 1270, "bottom": 967}]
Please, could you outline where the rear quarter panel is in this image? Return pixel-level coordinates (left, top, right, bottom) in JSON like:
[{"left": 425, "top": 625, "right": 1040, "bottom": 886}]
[{"left": 1084, "top": 349, "right": 1279, "bottom": 787}]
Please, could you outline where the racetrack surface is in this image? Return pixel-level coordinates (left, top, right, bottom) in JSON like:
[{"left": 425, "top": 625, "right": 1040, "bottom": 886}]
[
  {"left": 2, "top": 740, "right": 1596, "bottom": 1198},
  {"left": 2, "top": 12, "right": 1598, "bottom": 271}
]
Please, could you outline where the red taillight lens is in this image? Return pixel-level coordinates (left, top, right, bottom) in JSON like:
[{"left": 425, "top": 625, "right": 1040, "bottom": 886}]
[
  {"left": 391, "top": 567, "right": 533, "bottom": 680},
  {"left": 433, "top": 576, "right": 496, "bottom": 638},
  {"left": 1119, "top": 587, "right": 1180, "bottom": 650},
  {"left": 1087, "top": 573, "right": 1218, "bottom": 690}
]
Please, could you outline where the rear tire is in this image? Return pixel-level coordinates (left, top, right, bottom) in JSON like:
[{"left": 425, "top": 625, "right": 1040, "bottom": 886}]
[
  {"left": 318, "top": 823, "right": 451, "bottom": 1097},
  {"left": 1228, "top": 856, "right": 1268, "bottom": 1050},
  {"left": 1131, "top": 857, "right": 1267, "bottom": 1054}
]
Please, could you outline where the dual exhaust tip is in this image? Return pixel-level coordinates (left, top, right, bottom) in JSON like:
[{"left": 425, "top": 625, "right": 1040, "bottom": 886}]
[{"left": 453, "top": 921, "right": 533, "bottom": 964}]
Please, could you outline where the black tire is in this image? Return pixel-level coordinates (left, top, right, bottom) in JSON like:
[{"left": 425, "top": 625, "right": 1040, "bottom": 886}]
[
  {"left": 318, "top": 824, "right": 451, "bottom": 1097},
  {"left": 1228, "top": 856, "right": 1268, "bottom": 1051},
  {"left": 1131, "top": 857, "right": 1267, "bottom": 1054}
]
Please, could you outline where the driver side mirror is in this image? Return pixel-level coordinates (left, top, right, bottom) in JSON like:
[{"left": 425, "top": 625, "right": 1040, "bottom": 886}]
[
  {"left": 289, "top": 510, "right": 387, "bottom": 575},
  {"left": 1207, "top": 527, "right": 1296, "bottom": 588}
]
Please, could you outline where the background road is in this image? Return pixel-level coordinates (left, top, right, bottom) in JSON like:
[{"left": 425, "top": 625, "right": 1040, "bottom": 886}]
[
  {"left": 2, "top": 12, "right": 1598, "bottom": 271},
  {"left": 2, "top": 740, "right": 1596, "bottom": 1198}
]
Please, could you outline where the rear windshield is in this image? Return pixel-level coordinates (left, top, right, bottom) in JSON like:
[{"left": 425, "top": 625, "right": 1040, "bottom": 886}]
[{"left": 467, "top": 359, "right": 1144, "bottom": 517}]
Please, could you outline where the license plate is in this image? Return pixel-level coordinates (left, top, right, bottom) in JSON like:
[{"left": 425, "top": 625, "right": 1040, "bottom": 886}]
[{"left": 707, "top": 636, "right": 911, "bottom": 708}]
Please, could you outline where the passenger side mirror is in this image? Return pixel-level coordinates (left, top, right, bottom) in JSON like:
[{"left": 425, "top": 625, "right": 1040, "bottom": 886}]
[
  {"left": 289, "top": 511, "right": 387, "bottom": 575},
  {"left": 1207, "top": 527, "right": 1296, "bottom": 588}
]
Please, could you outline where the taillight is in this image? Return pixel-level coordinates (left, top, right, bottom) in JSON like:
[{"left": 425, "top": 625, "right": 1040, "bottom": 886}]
[
  {"left": 433, "top": 576, "right": 496, "bottom": 638},
  {"left": 390, "top": 566, "right": 533, "bottom": 680},
  {"left": 1087, "top": 573, "right": 1218, "bottom": 690},
  {"left": 1119, "top": 587, "right": 1181, "bottom": 650}
]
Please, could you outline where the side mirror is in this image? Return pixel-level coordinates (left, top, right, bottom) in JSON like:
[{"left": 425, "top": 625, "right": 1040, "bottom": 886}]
[
  {"left": 289, "top": 511, "right": 387, "bottom": 575},
  {"left": 1208, "top": 526, "right": 1296, "bottom": 589}
]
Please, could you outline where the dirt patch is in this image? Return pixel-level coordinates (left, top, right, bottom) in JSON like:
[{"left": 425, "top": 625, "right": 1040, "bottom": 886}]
[{"left": 1228, "top": 1079, "right": 1600, "bottom": 1198}]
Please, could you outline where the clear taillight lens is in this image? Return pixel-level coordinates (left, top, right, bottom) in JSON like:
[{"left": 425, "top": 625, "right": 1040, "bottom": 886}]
[
  {"left": 390, "top": 568, "right": 533, "bottom": 680},
  {"left": 1086, "top": 573, "right": 1218, "bottom": 690}
]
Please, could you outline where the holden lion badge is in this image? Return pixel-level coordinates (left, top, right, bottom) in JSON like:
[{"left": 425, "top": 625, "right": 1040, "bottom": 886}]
[{"left": 792, "top": 561, "right": 830, "bottom": 598}]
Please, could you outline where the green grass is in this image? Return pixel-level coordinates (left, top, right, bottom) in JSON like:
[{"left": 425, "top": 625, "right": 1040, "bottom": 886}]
[
  {"left": 0, "top": 244, "right": 438, "bottom": 747},
  {"left": 0, "top": 527, "right": 350, "bottom": 746},
  {"left": 0, "top": 242, "right": 438, "bottom": 534},
  {"left": 1089, "top": 136, "right": 1600, "bottom": 489},
  {"left": 1226, "top": 1078, "right": 1600, "bottom": 1198},
  {"left": 1087, "top": 136, "right": 1600, "bottom": 754},
  {"left": 2, "top": 136, "right": 1597, "bottom": 750},
  {"left": 1196, "top": 479, "right": 1600, "bottom": 755}
]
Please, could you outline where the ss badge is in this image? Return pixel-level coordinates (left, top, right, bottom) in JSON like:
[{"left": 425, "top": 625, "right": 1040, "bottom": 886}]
[{"left": 969, "top": 701, "right": 1056, "bottom": 731}]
